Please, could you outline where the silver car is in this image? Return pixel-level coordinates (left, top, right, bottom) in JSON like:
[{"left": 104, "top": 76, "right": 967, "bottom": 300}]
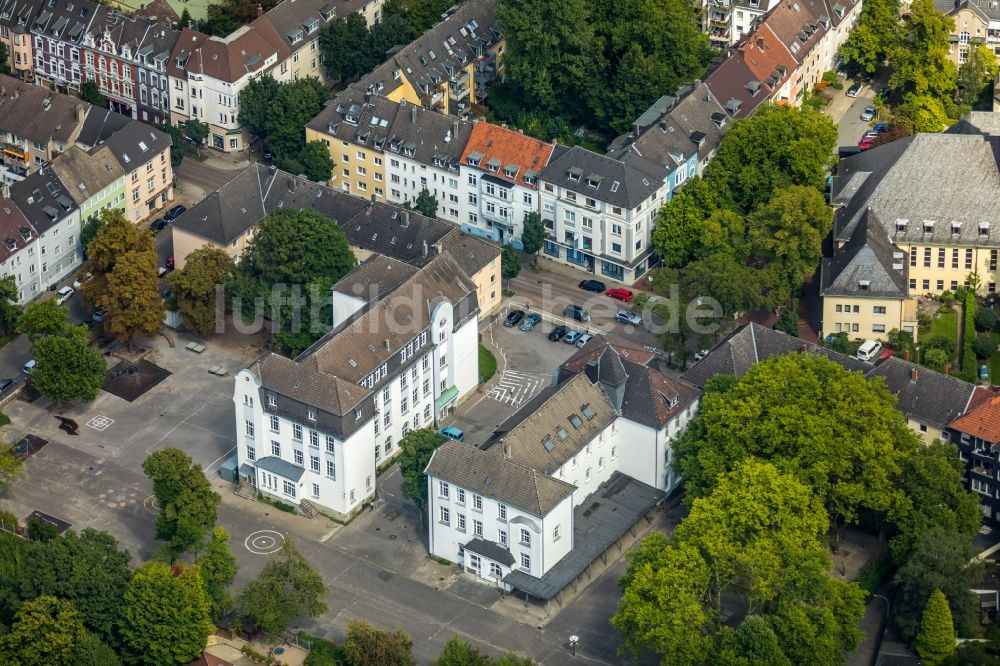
[{"left": 616, "top": 309, "right": 643, "bottom": 327}]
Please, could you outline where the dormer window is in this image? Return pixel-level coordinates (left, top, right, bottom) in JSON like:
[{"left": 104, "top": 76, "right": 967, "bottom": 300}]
[
  {"left": 467, "top": 151, "right": 483, "bottom": 167},
  {"left": 486, "top": 157, "right": 501, "bottom": 173},
  {"left": 567, "top": 167, "right": 582, "bottom": 182},
  {"left": 895, "top": 218, "right": 908, "bottom": 232},
  {"left": 923, "top": 220, "right": 934, "bottom": 233},
  {"left": 980, "top": 222, "right": 991, "bottom": 236},
  {"left": 504, "top": 164, "right": 519, "bottom": 179},
  {"left": 858, "top": 280, "right": 870, "bottom": 291},
  {"left": 951, "top": 221, "right": 962, "bottom": 235},
  {"left": 308, "top": 407, "right": 317, "bottom": 421}
]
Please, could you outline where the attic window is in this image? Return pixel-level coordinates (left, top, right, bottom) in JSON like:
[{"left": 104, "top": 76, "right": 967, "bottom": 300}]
[
  {"left": 486, "top": 157, "right": 501, "bottom": 172},
  {"left": 138, "top": 141, "right": 148, "bottom": 152},
  {"left": 556, "top": 427, "right": 568, "bottom": 440},
  {"left": 567, "top": 167, "right": 582, "bottom": 182},
  {"left": 923, "top": 220, "right": 934, "bottom": 233},
  {"left": 467, "top": 151, "right": 483, "bottom": 167},
  {"left": 951, "top": 221, "right": 961, "bottom": 234},
  {"left": 610, "top": 181, "right": 620, "bottom": 192},
  {"left": 980, "top": 222, "right": 991, "bottom": 236},
  {"left": 524, "top": 171, "right": 536, "bottom": 185},
  {"left": 542, "top": 437, "right": 555, "bottom": 452},
  {"left": 581, "top": 404, "right": 594, "bottom": 420},
  {"left": 790, "top": 42, "right": 801, "bottom": 54},
  {"left": 504, "top": 165, "right": 519, "bottom": 179},
  {"left": 858, "top": 280, "right": 870, "bottom": 290},
  {"left": 569, "top": 414, "right": 583, "bottom": 429},
  {"left": 746, "top": 80, "right": 761, "bottom": 94},
  {"left": 895, "top": 218, "right": 908, "bottom": 232}
]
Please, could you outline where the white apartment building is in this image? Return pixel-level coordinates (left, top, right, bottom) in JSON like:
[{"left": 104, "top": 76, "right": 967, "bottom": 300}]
[
  {"left": 233, "top": 253, "right": 480, "bottom": 520},
  {"left": 538, "top": 147, "right": 667, "bottom": 285},
  {"left": 0, "top": 199, "right": 42, "bottom": 304},
  {"left": 426, "top": 340, "right": 701, "bottom": 597}
]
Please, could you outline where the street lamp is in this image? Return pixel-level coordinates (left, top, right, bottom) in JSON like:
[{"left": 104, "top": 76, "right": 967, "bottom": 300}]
[{"left": 569, "top": 635, "right": 579, "bottom": 658}]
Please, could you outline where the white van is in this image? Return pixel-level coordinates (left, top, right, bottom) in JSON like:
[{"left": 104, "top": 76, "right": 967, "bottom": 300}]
[{"left": 856, "top": 340, "right": 883, "bottom": 362}]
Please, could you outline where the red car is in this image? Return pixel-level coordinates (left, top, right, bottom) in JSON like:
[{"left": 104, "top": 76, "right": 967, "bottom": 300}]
[{"left": 607, "top": 288, "right": 634, "bottom": 302}]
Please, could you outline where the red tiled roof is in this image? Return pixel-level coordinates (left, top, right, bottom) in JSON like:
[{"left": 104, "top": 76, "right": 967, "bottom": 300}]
[
  {"left": 460, "top": 123, "right": 553, "bottom": 188},
  {"left": 167, "top": 19, "right": 289, "bottom": 82},
  {"left": 741, "top": 25, "right": 796, "bottom": 82},
  {"left": 951, "top": 394, "right": 1000, "bottom": 443}
]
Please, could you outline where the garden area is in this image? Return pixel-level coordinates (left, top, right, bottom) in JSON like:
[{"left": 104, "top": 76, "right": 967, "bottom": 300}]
[
  {"left": 912, "top": 290, "right": 1000, "bottom": 384},
  {"left": 478, "top": 345, "right": 497, "bottom": 384}
]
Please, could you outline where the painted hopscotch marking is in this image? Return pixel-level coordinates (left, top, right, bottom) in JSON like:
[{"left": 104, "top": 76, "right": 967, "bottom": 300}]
[
  {"left": 245, "top": 530, "right": 285, "bottom": 555},
  {"left": 86, "top": 415, "right": 115, "bottom": 431},
  {"left": 487, "top": 370, "right": 547, "bottom": 407}
]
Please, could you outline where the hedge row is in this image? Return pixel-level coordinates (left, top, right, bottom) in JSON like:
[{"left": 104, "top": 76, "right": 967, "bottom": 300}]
[{"left": 962, "top": 293, "right": 978, "bottom": 381}]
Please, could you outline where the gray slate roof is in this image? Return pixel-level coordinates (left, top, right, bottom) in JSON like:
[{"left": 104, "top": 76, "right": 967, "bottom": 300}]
[
  {"left": 833, "top": 133, "right": 1000, "bottom": 247},
  {"left": 680, "top": 323, "right": 869, "bottom": 389},
  {"left": 9, "top": 167, "right": 77, "bottom": 234},
  {"left": 0, "top": 0, "right": 39, "bottom": 33},
  {"left": 254, "top": 455, "right": 305, "bottom": 482},
  {"left": 821, "top": 210, "right": 908, "bottom": 299},
  {"left": 502, "top": 473, "right": 665, "bottom": 599},
  {"left": 463, "top": 537, "right": 515, "bottom": 566},
  {"left": 100, "top": 121, "right": 172, "bottom": 171},
  {"left": 76, "top": 107, "right": 132, "bottom": 149},
  {"left": 539, "top": 146, "right": 664, "bottom": 210},
  {"left": 0, "top": 73, "right": 88, "bottom": 145},
  {"left": 866, "top": 356, "right": 977, "bottom": 429},
  {"left": 425, "top": 439, "right": 577, "bottom": 517}
]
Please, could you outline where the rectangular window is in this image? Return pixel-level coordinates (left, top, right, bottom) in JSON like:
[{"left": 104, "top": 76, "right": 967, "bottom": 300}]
[
  {"left": 269, "top": 415, "right": 279, "bottom": 432},
  {"left": 246, "top": 444, "right": 255, "bottom": 461},
  {"left": 325, "top": 435, "right": 335, "bottom": 454},
  {"left": 519, "top": 528, "right": 531, "bottom": 546},
  {"left": 312, "top": 483, "right": 320, "bottom": 499},
  {"left": 439, "top": 480, "right": 450, "bottom": 498},
  {"left": 938, "top": 248, "right": 945, "bottom": 268},
  {"left": 457, "top": 513, "right": 466, "bottom": 531},
  {"left": 245, "top": 420, "right": 254, "bottom": 437},
  {"left": 473, "top": 519, "right": 483, "bottom": 536},
  {"left": 271, "top": 441, "right": 280, "bottom": 457},
  {"left": 953, "top": 248, "right": 959, "bottom": 268},
  {"left": 457, "top": 489, "right": 465, "bottom": 504},
  {"left": 439, "top": 507, "right": 450, "bottom": 525},
  {"left": 293, "top": 423, "right": 302, "bottom": 441},
  {"left": 309, "top": 430, "right": 318, "bottom": 448},
  {"left": 520, "top": 553, "right": 530, "bottom": 570},
  {"left": 473, "top": 494, "right": 482, "bottom": 511},
  {"left": 873, "top": 306, "right": 886, "bottom": 314},
  {"left": 992, "top": 250, "right": 998, "bottom": 271},
  {"left": 326, "top": 460, "right": 336, "bottom": 479},
  {"left": 294, "top": 449, "right": 303, "bottom": 465},
  {"left": 924, "top": 247, "right": 931, "bottom": 268},
  {"left": 498, "top": 529, "right": 507, "bottom": 546},
  {"left": 282, "top": 480, "right": 296, "bottom": 497},
  {"left": 310, "top": 455, "right": 320, "bottom": 472},
  {"left": 910, "top": 247, "right": 917, "bottom": 267},
  {"left": 498, "top": 504, "right": 507, "bottom": 520},
  {"left": 967, "top": 249, "right": 974, "bottom": 269}
]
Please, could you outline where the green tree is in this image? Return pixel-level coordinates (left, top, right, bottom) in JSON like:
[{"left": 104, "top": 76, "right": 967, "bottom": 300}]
[
  {"left": 676, "top": 353, "right": 918, "bottom": 531},
  {"left": 612, "top": 536, "right": 713, "bottom": 665},
  {"left": 891, "top": 442, "right": 981, "bottom": 564},
  {"left": 748, "top": 185, "right": 832, "bottom": 307},
  {"left": 895, "top": 526, "right": 982, "bottom": 641},
  {"left": 236, "top": 76, "right": 280, "bottom": 140},
  {"left": 973, "top": 334, "right": 995, "bottom": 359},
  {"left": 319, "top": 13, "right": 374, "bottom": 82},
  {"left": 300, "top": 140, "right": 334, "bottom": 182},
  {"left": 767, "top": 577, "right": 865, "bottom": 665},
  {"left": 501, "top": 244, "right": 522, "bottom": 280},
  {"left": 598, "top": 43, "right": 676, "bottom": 135},
  {"left": 142, "top": 448, "right": 221, "bottom": 558},
  {"left": 17, "top": 528, "right": 132, "bottom": 644},
  {"left": 17, "top": 298, "right": 70, "bottom": 341},
  {"left": 98, "top": 247, "right": 164, "bottom": 346},
  {"left": 712, "top": 616, "right": 791, "bottom": 666},
  {"left": 73, "top": 631, "right": 122, "bottom": 666},
  {"left": 265, "top": 78, "right": 328, "bottom": 161},
  {"left": 958, "top": 42, "right": 1000, "bottom": 108},
  {"left": 0, "top": 275, "right": 20, "bottom": 336},
  {"left": 895, "top": 94, "right": 952, "bottom": 133},
  {"left": 183, "top": 119, "right": 209, "bottom": 157},
  {"left": 31, "top": 325, "right": 106, "bottom": 404},
  {"left": 82, "top": 209, "right": 144, "bottom": 311},
  {"left": 0, "top": 595, "right": 88, "bottom": 666},
  {"left": 838, "top": 0, "right": 901, "bottom": 75},
  {"left": 119, "top": 562, "right": 213, "bottom": 666},
  {"left": 652, "top": 177, "right": 715, "bottom": 268},
  {"left": 167, "top": 245, "right": 231, "bottom": 336},
  {"left": 975, "top": 307, "right": 998, "bottom": 332},
  {"left": 891, "top": 0, "right": 957, "bottom": 99},
  {"left": 703, "top": 105, "right": 837, "bottom": 214},
  {"left": 916, "top": 589, "right": 956, "bottom": 665},
  {"left": 774, "top": 307, "right": 800, "bottom": 337},
  {"left": 196, "top": 527, "right": 238, "bottom": 620},
  {"left": 398, "top": 428, "right": 446, "bottom": 514},
  {"left": 0, "top": 448, "right": 22, "bottom": 498},
  {"left": 80, "top": 81, "right": 108, "bottom": 108},
  {"left": 236, "top": 539, "right": 327, "bottom": 635},
  {"left": 413, "top": 187, "right": 439, "bottom": 219},
  {"left": 923, "top": 347, "right": 950, "bottom": 372},
  {"left": 433, "top": 637, "right": 493, "bottom": 666},
  {"left": 178, "top": 8, "right": 193, "bottom": 28},
  {"left": 0, "top": 42, "right": 9, "bottom": 75},
  {"left": 342, "top": 619, "right": 414, "bottom": 666},
  {"left": 520, "top": 211, "right": 545, "bottom": 255}
]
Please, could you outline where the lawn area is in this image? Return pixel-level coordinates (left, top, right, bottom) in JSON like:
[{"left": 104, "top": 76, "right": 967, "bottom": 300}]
[
  {"left": 479, "top": 345, "right": 497, "bottom": 383},
  {"left": 990, "top": 331, "right": 1000, "bottom": 383},
  {"left": 927, "top": 307, "right": 958, "bottom": 344}
]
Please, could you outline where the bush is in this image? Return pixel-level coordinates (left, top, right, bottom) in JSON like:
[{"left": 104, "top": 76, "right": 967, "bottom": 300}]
[
  {"left": 887, "top": 329, "right": 915, "bottom": 358},
  {"left": 975, "top": 307, "right": 998, "bottom": 332},
  {"left": 827, "top": 332, "right": 850, "bottom": 354},
  {"left": 918, "top": 311, "right": 933, "bottom": 333},
  {"left": 925, "top": 335, "right": 956, "bottom": 357},
  {"left": 973, "top": 334, "right": 996, "bottom": 359},
  {"left": 856, "top": 557, "right": 891, "bottom": 600},
  {"left": 939, "top": 290, "right": 955, "bottom": 305},
  {"left": 300, "top": 632, "right": 341, "bottom": 666}
]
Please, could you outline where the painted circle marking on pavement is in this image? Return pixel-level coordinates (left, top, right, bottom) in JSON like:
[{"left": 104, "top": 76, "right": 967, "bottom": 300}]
[
  {"left": 245, "top": 530, "right": 285, "bottom": 555},
  {"left": 143, "top": 496, "right": 161, "bottom": 514}
]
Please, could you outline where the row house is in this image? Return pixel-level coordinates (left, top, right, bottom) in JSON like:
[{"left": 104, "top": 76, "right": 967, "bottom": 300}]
[
  {"left": 233, "top": 252, "right": 480, "bottom": 521},
  {"left": 0, "top": 200, "right": 42, "bottom": 302},
  {"left": 458, "top": 123, "right": 552, "bottom": 248},
  {"left": 701, "top": 0, "right": 779, "bottom": 48},
  {"left": 824, "top": 124, "right": 1000, "bottom": 342},
  {"left": 49, "top": 144, "right": 124, "bottom": 223},
  {"left": 8, "top": 165, "right": 81, "bottom": 294},
  {"left": 132, "top": 13, "right": 178, "bottom": 126},
  {"left": 949, "top": 394, "right": 1000, "bottom": 525},
  {"left": 263, "top": 0, "right": 341, "bottom": 83},
  {"left": 167, "top": 21, "right": 289, "bottom": 153},
  {"left": 98, "top": 119, "right": 172, "bottom": 222},
  {"left": 0, "top": 0, "right": 38, "bottom": 79},
  {"left": 426, "top": 339, "right": 699, "bottom": 600},
  {"left": 354, "top": 0, "right": 502, "bottom": 117},
  {"left": 538, "top": 147, "right": 666, "bottom": 283},
  {"left": 31, "top": 0, "right": 101, "bottom": 91},
  {"left": 170, "top": 163, "right": 502, "bottom": 316},
  {"left": 0, "top": 73, "right": 88, "bottom": 184}
]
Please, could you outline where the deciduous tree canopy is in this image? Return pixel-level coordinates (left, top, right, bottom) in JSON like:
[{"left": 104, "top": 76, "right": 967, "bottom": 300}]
[{"left": 236, "top": 539, "right": 327, "bottom": 635}]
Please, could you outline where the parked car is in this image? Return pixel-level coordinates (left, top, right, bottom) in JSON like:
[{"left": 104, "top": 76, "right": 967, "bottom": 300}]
[
  {"left": 92, "top": 309, "right": 108, "bottom": 323},
  {"left": 846, "top": 82, "right": 862, "bottom": 97},
  {"left": 163, "top": 205, "right": 187, "bottom": 221},
  {"left": 438, "top": 426, "right": 465, "bottom": 442},
  {"left": 519, "top": 313, "right": 542, "bottom": 331},
  {"left": 504, "top": 310, "right": 525, "bottom": 327},
  {"left": 616, "top": 309, "right": 643, "bottom": 327},
  {"left": 607, "top": 288, "right": 634, "bottom": 302},
  {"left": 563, "top": 330, "right": 582, "bottom": 345},
  {"left": 575, "top": 333, "right": 593, "bottom": 348},
  {"left": 548, "top": 325, "right": 568, "bottom": 341},
  {"left": 856, "top": 339, "right": 883, "bottom": 362},
  {"left": 693, "top": 349, "right": 710, "bottom": 362},
  {"left": 860, "top": 106, "right": 876, "bottom": 121},
  {"left": 0, "top": 378, "right": 16, "bottom": 394},
  {"left": 879, "top": 87, "right": 890, "bottom": 100},
  {"left": 150, "top": 218, "right": 168, "bottom": 233},
  {"left": 578, "top": 279, "right": 606, "bottom": 292},
  {"left": 564, "top": 304, "right": 590, "bottom": 322},
  {"left": 55, "top": 286, "right": 74, "bottom": 305},
  {"left": 22, "top": 359, "right": 36, "bottom": 375},
  {"left": 874, "top": 122, "right": 889, "bottom": 132}
]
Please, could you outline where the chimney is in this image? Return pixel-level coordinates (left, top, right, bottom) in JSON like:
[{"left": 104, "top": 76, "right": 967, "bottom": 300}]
[
  {"left": 453, "top": 120, "right": 458, "bottom": 137},
  {"left": 411, "top": 105, "right": 416, "bottom": 124},
  {"left": 384, "top": 339, "right": 390, "bottom": 350},
  {"left": 944, "top": 364, "right": 950, "bottom": 376},
  {"left": 13, "top": 88, "right": 19, "bottom": 100},
  {"left": 422, "top": 239, "right": 428, "bottom": 258},
  {"left": 365, "top": 203, "right": 373, "bottom": 216},
  {"left": 401, "top": 210, "right": 409, "bottom": 226},
  {"left": 910, "top": 367, "right": 918, "bottom": 382},
  {"left": 433, "top": 241, "right": 442, "bottom": 255},
  {"left": 799, "top": 343, "right": 808, "bottom": 353},
  {"left": 903, "top": 348, "right": 910, "bottom": 361}
]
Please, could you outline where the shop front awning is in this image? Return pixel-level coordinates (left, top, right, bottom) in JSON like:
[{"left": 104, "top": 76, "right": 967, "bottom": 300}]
[{"left": 435, "top": 386, "right": 460, "bottom": 410}]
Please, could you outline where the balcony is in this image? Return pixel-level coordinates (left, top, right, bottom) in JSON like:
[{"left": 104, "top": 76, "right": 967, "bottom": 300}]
[
  {"left": 972, "top": 465, "right": 995, "bottom": 479},
  {"left": 2, "top": 144, "right": 29, "bottom": 164}
]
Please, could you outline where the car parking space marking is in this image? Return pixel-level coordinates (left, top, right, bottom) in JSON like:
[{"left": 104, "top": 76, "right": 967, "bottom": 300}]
[
  {"left": 86, "top": 415, "right": 115, "bottom": 431},
  {"left": 487, "top": 370, "right": 547, "bottom": 407}
]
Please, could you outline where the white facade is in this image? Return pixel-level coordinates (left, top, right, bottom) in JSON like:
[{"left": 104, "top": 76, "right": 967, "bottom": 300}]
[
  {"left": 232, "top": 293, "right": 479, "bottom": 519},
  {"left": 386, "top": 154, "right": 467, "bottom": 226},
  {"left": 460, "top": 165, "right": 538, "bottom": 249},
  {"left": 36, "top": 210, "right": 82, "bottom": 287},
  {"left": 427, "top": 477, "right": 576, "bottom": 585},
  {"left": 0, "top": 234, "right": 42, "bottom": 305}
]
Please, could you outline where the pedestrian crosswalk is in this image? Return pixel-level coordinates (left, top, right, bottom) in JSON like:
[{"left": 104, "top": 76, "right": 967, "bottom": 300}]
[{"left": 487, "top": 370, "right": 548, "bottom": 407}]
